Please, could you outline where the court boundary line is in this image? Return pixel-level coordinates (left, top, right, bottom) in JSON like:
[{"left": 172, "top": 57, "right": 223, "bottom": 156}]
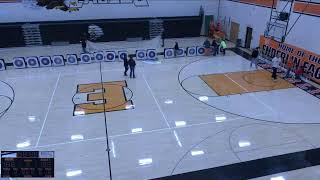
[
  {"left": 35, "top": 73, "right": 61, "bottom": 147},
  {"left": 141, "top": 71, "right": 171, "bottom": 128}
]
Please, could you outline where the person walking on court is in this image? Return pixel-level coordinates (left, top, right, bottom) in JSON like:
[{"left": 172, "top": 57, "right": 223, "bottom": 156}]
[
  {"left": 80, "top": 33, "right": 88, "bottom": 53},
  {"left": 285, "top": 59, "right": 294, "bottom": 78},
  {"left": 123, "top": 55, "right": 129, "bottom": 76},
  {"left": 128, "top": 56, "right": 136, "bottom": 78},
  {"left": 271, "top": 54, "right": 282, "bottom": 81},
  {"left": 251, "top": 47, "right": 260, "bottom": 69},
  {"left": 220, "top": 39, "right": 227, "bottom": 56}
]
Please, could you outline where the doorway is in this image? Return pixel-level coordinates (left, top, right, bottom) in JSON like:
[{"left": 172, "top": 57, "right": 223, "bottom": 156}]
[
  {"left": 245, "top": 26, "right": 253, "bottom": 48},
  {"left": 230, "top": 21, "right": 240, "bottom": 43},
  {"left": 205, "top": 15, "right": 214, "bottom": 36}
]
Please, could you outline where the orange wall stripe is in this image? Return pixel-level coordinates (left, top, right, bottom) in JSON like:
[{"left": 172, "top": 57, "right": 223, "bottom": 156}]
[
  {"left": 230, "top": 0, "right": 278, "bottom": 8},
  {"left": 294, "top": 1, "right": 320, "bottom": 16}
]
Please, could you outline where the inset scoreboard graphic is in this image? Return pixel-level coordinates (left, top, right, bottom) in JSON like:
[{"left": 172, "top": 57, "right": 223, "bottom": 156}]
[{"left": 1, "top": 151, "right": 54, "bottom": 178}]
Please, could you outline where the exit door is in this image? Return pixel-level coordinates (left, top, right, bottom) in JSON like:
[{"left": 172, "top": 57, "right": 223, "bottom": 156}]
[
  {"left": 245, "top": 26, "right": 253, "bottom": 48},
  {"left": 230, "top": 21, "right": 240, "bottom": 43}
]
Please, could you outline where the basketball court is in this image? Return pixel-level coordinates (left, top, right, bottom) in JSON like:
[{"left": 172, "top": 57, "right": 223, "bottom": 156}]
[{"left": 1, "top": 38, "right": 320, "bottom": 179}]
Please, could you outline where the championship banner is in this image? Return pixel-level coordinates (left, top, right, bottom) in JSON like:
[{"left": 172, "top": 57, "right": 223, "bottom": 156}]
[{"left": 259, "top": 35, "right": 320, "bottom": 84}]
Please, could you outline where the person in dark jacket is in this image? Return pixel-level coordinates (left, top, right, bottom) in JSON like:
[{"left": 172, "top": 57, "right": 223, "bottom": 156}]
[
  {"left": 174, "top": 42, "right": 179, "bottom": 57},
  {"left": 161, "top": 31, "right": 165, "bottom": 47},
  {"left": 203, "top": 39, "right": 211, "bottom": 56},
  {"left": 80, "top": 33, "right": 88, "bottom": 53},
  {"left": 128, "top": 56, "right": 136, "bottom": 78},
  {"left": 251, "top": 47, "right": 260, "bottom": 69},
  {"left": 211, "top": 38, "right": 218, "bottom": 56},
  {"left": 203, "top": 39, "right": 211, "bottom": 48},
  {"left": 123, "top": 55, "right": 129, "bottom": 76}
]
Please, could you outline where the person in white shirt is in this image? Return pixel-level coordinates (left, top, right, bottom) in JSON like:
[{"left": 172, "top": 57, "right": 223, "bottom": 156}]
[{"left": 271, "top": 54, "right": 282, "bottom": 81}]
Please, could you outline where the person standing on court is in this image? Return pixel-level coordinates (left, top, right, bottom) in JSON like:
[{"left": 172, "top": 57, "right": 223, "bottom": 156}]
[
  {"left": 123, "top": 55, "right": 129, "bottom": 76},
  {"left": 128, "top": 56, "right": 136, "bottom": 78},
  {"left": 251, "top": 47, "right": 260, "bottom": 69},
  {"left": 271, "top": 54, "right": 282, "bottom": 81},
  {"left": 203, "top": 38, "right": 211, "bottom": 56},
  {"left": 174, "top": 42, "right": 179, "bottom": 57},
  {"left": 220, "top": 39, "right": 227, "bottom": 56},
  {"left": 161, "top": 31, "right": 165, "bottom": 47},
  {"left": 80, "top": 33, "right": 88, "bottom": 53},
  {"left": 211, "top": 38, "right": 218, "bottom": 56},
  {"left": 295, "top": 65, "right": 304, "bottom": 80},
  {"left": 285, "top": 59, "right": 294, "bottom": 78}
]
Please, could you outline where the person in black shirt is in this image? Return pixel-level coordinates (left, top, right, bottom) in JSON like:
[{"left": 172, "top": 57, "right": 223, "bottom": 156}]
[
  {"left": 174, "top": 42, "right": 179, "bottom": 57},
  {"left": 128, "top": 56, "right": 136, "bottom": 78},
  {"left": 123, "top": 55, "right": 129, "bottom": 76},
  {"left": 161, "top": 31, "right": 165, "bottom": 47},
  {"left": 211, "top": 38, "right": 218, "bottom": 56},
  {"left": 80, "top": 33, "right": 88, "bottom": 53},
  {"left": 251, "top": 47, "right": 260, "bottom": 69}
]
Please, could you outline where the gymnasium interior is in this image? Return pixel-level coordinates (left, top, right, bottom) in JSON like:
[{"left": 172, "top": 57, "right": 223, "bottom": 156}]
[{"left": 0, "top": 0, "right": 320, "bottom": 179}]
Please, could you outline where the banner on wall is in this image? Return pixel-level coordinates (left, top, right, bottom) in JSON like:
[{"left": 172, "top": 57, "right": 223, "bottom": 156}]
[{"left": 259, "top": 35, "right": 320, "bottom": 84}]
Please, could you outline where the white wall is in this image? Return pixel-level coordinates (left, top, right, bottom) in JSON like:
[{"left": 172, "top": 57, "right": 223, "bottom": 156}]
[
  {"left": 219, "top": 0, "right": 320, "bottom": 54},
  {"left": 0, "top": 0, "right": 219, "bottom": 23},
  {"left": 219, "top": 0, "right": 271, "bottom": 48},
  {"left": 286, "top": 13, "right": 320, "bottom": 54}
]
